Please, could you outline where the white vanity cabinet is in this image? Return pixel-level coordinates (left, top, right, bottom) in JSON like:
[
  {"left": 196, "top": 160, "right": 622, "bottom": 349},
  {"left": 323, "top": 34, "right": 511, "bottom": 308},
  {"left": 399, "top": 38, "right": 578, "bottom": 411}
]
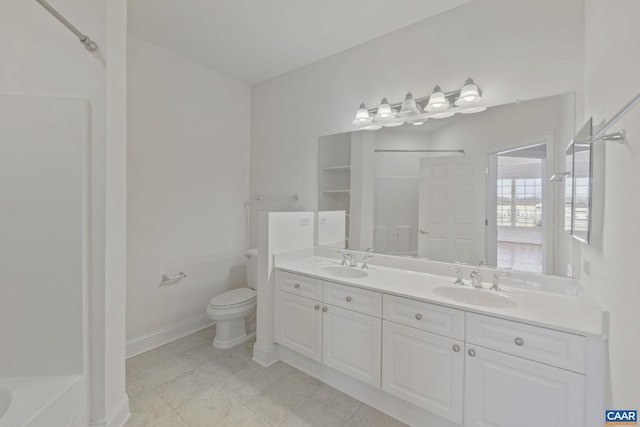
[
  {"left": 323, "top": 304, "right": 382, "bottom": 387},
  {"left": 275, "top": 271, "right": 382, "bottom": 386},
  {"left": 274, "top": 272, "right": 323, "bottom": 362},
  {"left": 274, "top": 268, "right": 599, "bottom": 427},
  {"left": 464, "top": 313, "right": 587, "bottom": 427},
  {"left": 382, "top": 295, "right": 465, "bottom": 424}
]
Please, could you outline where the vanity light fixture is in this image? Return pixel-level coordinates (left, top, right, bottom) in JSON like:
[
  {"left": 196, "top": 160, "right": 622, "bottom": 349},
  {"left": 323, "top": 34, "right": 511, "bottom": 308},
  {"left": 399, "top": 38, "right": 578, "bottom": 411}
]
[
  {"left": 430, "top": 111, "right": 456, "bottom": 119},
  {"left": 374, "top": 98, "right": 397, "bottom": 120},
  {"left": 351, "top": 77, "right": 485, "bottom": 129},
  {"left": 425, "top": 85, "right": 449, "bottom": 112},
  {"left": 352, "top": 102, "right": 372, "bottom": 125},
  {"left": 455, "top": 77, "right": 482, "bottom": 106},
  {"left": 398, "top": 92, "right": 423, "bottom": 117}
]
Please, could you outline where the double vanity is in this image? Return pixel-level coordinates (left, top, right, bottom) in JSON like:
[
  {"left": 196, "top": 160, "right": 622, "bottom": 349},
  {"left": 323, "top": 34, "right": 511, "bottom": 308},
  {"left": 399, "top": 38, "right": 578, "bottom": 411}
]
[{"left": 270, "top": 249, "right": 607, "bottom": 427}]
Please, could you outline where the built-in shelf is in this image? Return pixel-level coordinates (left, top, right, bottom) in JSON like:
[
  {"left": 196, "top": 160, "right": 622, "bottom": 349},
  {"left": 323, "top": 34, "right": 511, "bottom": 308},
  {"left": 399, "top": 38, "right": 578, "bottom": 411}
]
[
  {"left": 323, "top": 165, "right": 351, "bottom": 172},
  {"left": 323, "top": 189, "right": 351, "bottom": 194}
]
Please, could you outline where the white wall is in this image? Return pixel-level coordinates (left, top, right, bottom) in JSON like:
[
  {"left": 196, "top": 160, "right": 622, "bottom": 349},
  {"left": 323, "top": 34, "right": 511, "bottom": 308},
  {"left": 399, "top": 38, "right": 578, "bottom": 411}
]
[
  {"left": 582, "top": 0, "right": 640, "bottom": 407},
  {"left": 250, "top": 0, "right": 585, "bottom": 247},
  {"left": 0, "top": 1, "right": 129, "bottom": 425},
  {"left": 126, "top": 36, "right": 251, "bottom": 346}
]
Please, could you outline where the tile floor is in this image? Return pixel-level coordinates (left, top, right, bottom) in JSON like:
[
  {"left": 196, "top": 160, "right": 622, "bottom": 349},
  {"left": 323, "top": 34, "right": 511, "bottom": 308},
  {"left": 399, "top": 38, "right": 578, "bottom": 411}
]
[{"left": 126, "top": 326, "right": 407, "bottom": 427}]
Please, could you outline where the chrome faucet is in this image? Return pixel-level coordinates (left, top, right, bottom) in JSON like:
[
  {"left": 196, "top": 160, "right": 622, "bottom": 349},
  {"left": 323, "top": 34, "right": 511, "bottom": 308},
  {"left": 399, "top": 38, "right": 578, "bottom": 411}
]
[
  {"left": 361, "top": 250, "right": 374, "bottom": 269},
  {"left": 490, "top": 272, "right": 510, "bottom": 292},
  {"left": 338, "top": 251, "right": 357, "bottom": 267},
  {"left": 450, "top": 266, "right": 466, "bottom": 286},
  {"left": 470, "top": 270, "right": 482, "bottom": 288}
]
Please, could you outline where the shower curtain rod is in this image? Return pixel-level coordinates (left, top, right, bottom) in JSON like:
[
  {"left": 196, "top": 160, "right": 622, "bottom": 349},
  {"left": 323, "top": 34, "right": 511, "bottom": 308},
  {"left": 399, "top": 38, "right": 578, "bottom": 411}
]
[
  {"left": 35, "top": 0, "right": 98, "bottom": 51},
  {"left": 375, "top": 149, "right": 465, "bottom": 154}
]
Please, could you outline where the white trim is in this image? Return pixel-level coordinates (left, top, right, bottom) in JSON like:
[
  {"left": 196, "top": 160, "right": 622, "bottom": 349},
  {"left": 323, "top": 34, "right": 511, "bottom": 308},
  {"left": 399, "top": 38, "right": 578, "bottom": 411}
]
[
  {"left": 252, "top": 342, "right": 280, "bottom": 367},
  {"left": 125, "top": 314, "right": 214, "bottom": 358},
  {"left": 89, "top": 394, "right": 130, "bottom": 427}
]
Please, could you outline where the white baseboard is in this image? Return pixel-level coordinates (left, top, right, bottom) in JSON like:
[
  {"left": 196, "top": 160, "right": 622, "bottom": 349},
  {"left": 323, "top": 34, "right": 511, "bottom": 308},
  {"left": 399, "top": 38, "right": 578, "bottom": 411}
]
[
  {"left": 252, "top": 342, "right": 280, "bottom": 367},
  {"left": 126, "top": 314, "right": 214, "bottom": 358},
  {"left": 90, "top": 394, "right": 130, "bottom": 427}
]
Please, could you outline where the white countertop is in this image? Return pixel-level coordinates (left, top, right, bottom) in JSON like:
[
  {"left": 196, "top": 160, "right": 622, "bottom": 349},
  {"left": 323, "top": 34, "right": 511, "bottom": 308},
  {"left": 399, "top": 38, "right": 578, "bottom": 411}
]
[{"left": 275, "top": 255, "right": 607, "bottom": 337}]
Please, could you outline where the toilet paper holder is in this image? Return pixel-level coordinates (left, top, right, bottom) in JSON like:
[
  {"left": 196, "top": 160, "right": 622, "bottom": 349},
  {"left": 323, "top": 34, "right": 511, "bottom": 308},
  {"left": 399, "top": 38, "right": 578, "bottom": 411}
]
[{"left": 161, "top": 272, "right": 187, "bottom": 284}]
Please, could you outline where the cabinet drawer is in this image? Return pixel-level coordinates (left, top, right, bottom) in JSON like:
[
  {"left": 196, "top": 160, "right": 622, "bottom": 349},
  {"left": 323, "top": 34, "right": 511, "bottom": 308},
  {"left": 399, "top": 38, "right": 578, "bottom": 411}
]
[
  {"left": 276, "top": 271, "right": 323, "bottom": 301},
  {"left": 323, "top": 281, "right": 382, "bottom": 317},
  {"left": 383, "top": 294, "right": 464, "bottom": 341},
  {"left": 466, "top": 313, "right": 586, "bottom": 373}
]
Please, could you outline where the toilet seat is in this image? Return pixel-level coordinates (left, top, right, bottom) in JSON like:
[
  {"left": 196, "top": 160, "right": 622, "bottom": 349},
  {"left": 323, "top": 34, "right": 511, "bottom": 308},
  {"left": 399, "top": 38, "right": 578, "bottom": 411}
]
[{"left": 208, "top": 288, "right": 256, "bottom": 310}]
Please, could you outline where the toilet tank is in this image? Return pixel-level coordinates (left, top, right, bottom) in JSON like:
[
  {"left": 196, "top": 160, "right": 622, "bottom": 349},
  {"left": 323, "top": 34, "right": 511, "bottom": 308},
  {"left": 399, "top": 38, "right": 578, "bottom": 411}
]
[{"left": 245, "top": 248, "right": 258, "bottom": 290}]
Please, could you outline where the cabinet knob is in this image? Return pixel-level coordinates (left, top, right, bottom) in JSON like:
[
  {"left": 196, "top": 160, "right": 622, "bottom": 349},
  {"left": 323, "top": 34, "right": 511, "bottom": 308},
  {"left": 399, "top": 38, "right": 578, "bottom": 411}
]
[
  {"left": 415, "top": 313, "right": 423, "bottom": 320},
  {"left": 346, "top": 296, "right": 352, "bottom": 302},
  {"left": 322, "top": 306, "right": 328, "bottom": 312},
  {"left": 468, "top": 349, "right": 476, "bottom": 357},
  {"left": 314, "top": 304, "right": 320, "bottom": 310},
  {"left": 514, "top": 337, "right": 524, "bottom": 346},
  {"left": 453, "top": 344, "right": 460, "bottom": 352},
  {"left": 294, "top": 283, "right": 300, "bottom": 288}
]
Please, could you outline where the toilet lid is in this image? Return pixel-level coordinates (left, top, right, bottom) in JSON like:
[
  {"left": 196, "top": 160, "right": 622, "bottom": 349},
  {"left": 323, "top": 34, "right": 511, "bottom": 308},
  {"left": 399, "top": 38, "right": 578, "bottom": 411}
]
[{"left": 209, "top": 288, "right": 257, "bottom": 308}]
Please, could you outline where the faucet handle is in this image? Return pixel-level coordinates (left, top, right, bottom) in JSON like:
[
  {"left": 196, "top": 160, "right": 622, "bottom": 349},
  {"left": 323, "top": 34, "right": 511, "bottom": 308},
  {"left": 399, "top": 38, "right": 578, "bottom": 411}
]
[
  {"left": 490, "top": 272, "right": 510, "bottom": 291},
  {"left": 361, "top": 253, "right": 374, "bottom": 269},
  {"left": 449, "top": 266, "right": 466, "bottom": 286}
]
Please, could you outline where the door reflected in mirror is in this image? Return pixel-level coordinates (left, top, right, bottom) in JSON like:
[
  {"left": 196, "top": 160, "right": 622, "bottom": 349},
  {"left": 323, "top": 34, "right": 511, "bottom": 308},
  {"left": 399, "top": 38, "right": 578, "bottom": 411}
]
[{"left": 317, "top": 93, "right": 576, "bottom": 277}]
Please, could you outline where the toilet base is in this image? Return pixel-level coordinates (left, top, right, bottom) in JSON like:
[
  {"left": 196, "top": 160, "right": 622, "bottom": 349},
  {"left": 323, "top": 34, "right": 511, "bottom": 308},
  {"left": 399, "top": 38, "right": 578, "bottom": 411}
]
[{"left": 212, "top": 317, "right": 256, "bottom": 349}]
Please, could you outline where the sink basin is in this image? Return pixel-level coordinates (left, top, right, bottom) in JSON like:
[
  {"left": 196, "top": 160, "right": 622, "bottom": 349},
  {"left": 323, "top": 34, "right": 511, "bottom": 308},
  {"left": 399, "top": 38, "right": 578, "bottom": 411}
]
[
  {"left": 433, "top": 286, "right": 517, "bottom": 308},
  {"left": 317, "top": 265, "right": 369, "bottom": 279}
]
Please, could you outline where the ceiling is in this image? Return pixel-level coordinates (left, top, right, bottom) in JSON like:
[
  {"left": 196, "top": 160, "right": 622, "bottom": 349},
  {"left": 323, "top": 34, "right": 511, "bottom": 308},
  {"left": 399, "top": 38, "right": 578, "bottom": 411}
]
[{"left": 128, "top": 0, "right": 471, "bottom": 85}]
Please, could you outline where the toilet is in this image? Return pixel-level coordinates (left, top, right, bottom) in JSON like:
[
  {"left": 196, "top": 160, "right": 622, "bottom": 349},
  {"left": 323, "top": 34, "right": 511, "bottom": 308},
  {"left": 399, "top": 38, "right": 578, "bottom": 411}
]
[{"left": 206, "top": 248, "right": 258, "bottom": 349}]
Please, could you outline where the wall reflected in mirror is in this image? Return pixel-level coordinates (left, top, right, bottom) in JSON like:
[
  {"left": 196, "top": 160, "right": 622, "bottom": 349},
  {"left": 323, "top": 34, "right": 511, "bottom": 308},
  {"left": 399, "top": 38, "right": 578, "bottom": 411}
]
[{"left": 317, "top": 93, "right": 577, "bottom": 277}]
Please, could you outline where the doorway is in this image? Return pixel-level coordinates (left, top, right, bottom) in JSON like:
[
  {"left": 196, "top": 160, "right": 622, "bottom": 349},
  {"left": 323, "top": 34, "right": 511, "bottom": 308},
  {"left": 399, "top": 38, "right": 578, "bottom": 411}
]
[{"left": 488, "top": 142, "right": 548, "bottom": 274}]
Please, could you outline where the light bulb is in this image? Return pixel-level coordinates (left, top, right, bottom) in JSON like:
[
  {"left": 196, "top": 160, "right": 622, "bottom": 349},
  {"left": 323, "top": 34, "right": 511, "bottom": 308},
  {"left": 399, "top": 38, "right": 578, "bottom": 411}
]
[
  {"left": 352, "top": 102, "right": 372, "bottom": 125},
  {"left": 375, "top": 98, "right": 397, "bottom": 121},
  {"left": 455, "top": 78, "right": 482, "bottom": 106},
  {"left": 398, "top": 92, "right": 422, "bottom": 117},
  {"left": 426, "top": 85, "right": 449, "bottom": 112}
]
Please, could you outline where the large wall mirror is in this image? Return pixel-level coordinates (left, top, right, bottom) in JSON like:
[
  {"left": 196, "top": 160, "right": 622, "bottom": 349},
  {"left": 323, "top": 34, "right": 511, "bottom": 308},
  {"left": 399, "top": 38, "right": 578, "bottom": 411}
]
[{"left": 317, "top": 93, "right": 577, "bottom": 277}]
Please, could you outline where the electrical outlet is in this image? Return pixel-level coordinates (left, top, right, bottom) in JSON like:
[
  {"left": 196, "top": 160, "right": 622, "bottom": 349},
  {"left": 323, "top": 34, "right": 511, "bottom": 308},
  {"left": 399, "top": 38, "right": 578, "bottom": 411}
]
[
  {"left": 300, "top": 216, "right": 311, "bottom": 226},
  {"left": 583, "top": 259, "right": 591, "bottom": 277}
]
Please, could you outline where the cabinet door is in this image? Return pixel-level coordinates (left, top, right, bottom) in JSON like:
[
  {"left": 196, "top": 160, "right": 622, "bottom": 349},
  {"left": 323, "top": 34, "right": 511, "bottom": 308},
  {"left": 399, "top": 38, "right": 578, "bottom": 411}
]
[
  {"left": 322, "top": 305, "right": 382, "bottom": 387},
  {"left": 464, "top": 345, "right": 585, "bottom": 427},
  {"left": 382, "top": 321, "right": 463, "bottom": 424},
  {"left": 275, "top": 291, "right": 322, "bottom": 362}
]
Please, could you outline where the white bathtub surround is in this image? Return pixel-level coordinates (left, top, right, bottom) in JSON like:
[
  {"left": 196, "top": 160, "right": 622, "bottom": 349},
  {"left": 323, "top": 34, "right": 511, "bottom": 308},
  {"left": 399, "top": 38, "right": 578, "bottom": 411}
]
[
  {"left": 0, "top": 376, "right": 84, "bottom": 427},
  {"left": 269, "top": 247, "right": 607, "bottom": 426},
  {"left": 0, "top": 96, "right": 93, "bottom": 426}
]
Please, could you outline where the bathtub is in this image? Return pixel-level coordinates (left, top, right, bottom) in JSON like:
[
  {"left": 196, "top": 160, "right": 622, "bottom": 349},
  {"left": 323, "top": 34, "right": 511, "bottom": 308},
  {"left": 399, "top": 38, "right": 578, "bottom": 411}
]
[{"left": 0, "top": 376, "right": 84, "bottom": 427}]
